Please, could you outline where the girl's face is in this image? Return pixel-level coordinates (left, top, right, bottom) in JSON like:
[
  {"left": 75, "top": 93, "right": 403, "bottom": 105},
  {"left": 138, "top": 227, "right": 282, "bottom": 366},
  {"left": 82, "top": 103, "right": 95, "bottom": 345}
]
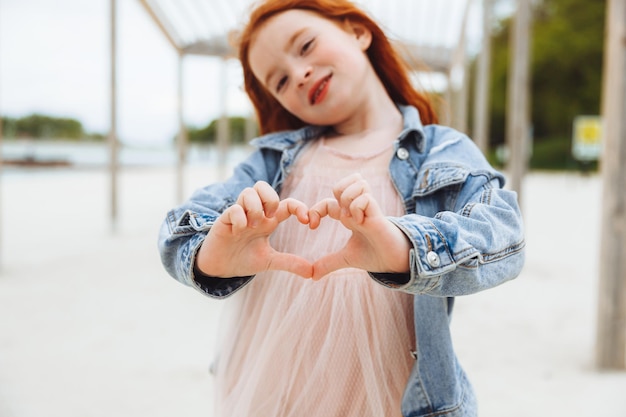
[{"left": 248, "top": 9, "right": 374, "bottom": 127}]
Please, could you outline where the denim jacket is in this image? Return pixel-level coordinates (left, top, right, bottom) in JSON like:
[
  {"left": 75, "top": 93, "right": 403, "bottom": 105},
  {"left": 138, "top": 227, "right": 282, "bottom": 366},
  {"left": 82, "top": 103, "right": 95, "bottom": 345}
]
[{"left": 158, "top": 105, "right": 525, "bottom": 417}]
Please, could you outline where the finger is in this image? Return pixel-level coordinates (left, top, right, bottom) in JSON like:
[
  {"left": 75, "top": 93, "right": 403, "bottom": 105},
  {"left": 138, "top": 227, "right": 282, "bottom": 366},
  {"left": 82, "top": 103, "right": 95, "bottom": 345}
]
[
  {"left": 275, "top": 198, "right": 310, "bottom": 224},
  {"left": 253, "top": 181, "right": 280, "bottom": 217},
  {"left": 349, "top": 193, "right": 385, "bottom": 225},
  {"left": 338, "top": 179, "right": 371, "bottom": 215},
  {"left": 312, "top": 251, "right": 350, "bottom": 281},
  {"left": 332, "top": 173, "right": 365, "bottom": 203},
  {"left": 333, "top": 172, "right": 369, "bottom": 201},
  {"left": 237, "top": 187, "right": 265, "bottom": 228},
  {"left": 220, "top": 204, "right": 248, "bottom": 233},
  {"left": 348, "top": 193, "right": 371, "bottom": 224},
  {"left": 267, "top": 252, "right": 314, "bottom": 278},
  {"left": 309, "top": 198, "right": 341, "bottom": 229}
]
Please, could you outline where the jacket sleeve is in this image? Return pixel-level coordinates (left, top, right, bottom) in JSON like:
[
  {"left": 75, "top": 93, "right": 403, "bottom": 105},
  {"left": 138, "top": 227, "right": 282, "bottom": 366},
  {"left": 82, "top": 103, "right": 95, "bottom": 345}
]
[
  {"left": 157, "top": 148, "right": 280, "bottom": 299},
  {"left": 370, "top": 172, "right": 525, "bottom": 296}
]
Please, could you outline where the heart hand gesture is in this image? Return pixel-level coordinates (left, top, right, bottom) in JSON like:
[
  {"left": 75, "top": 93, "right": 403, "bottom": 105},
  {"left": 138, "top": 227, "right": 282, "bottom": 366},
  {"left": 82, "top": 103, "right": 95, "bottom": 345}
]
[
  {"left": 195, "top": 181, "right": 313, "bottom": 278},
  {"left": 308, "top": 173, "right": 411, "bottom": 281}
]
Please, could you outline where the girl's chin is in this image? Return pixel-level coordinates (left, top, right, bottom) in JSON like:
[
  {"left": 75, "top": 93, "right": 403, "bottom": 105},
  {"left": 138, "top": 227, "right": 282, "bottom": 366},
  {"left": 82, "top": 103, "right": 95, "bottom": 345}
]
[{"left": 300, "top": 105, "right": 348, "bottom": 125}]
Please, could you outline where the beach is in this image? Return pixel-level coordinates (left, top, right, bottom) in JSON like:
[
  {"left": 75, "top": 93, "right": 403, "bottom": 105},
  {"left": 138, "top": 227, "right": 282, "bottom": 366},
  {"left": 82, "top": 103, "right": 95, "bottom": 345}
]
[{"left": 0, "top": 163, "right": 624, "bottom": 416}]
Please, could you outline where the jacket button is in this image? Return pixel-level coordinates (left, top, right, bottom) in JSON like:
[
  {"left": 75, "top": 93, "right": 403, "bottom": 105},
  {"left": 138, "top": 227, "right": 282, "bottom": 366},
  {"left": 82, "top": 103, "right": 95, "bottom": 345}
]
[
  {"left": 396, "top": 147, "right": 409, "bottom": 160},
  {"left": 426, "top": 251, "right": 440, "bottom": 267}
]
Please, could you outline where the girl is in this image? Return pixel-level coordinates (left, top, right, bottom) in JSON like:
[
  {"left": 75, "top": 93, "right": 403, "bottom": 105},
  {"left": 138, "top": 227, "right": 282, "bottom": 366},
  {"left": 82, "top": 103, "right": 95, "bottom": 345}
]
[{"left": 158, "top": 0, "right": 525, "bottom": 416}]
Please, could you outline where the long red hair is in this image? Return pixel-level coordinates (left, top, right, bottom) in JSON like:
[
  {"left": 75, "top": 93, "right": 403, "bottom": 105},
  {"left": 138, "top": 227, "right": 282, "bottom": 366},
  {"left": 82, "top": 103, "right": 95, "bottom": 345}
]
[{"left": 237, "top": 0, "right": 438, "bottom": 134}]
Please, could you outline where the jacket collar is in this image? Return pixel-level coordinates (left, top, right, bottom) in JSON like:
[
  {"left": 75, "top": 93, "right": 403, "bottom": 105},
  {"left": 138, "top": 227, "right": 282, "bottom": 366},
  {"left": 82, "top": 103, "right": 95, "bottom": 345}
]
[
  {"left": 250, "top": 124, "right": 329, "bottom": 151},
  {"left": 397, "top": 105, "right": 426, "bottom": 153},
  {"left": 251, "top": 104, "right": 426, "bottom": 153}
]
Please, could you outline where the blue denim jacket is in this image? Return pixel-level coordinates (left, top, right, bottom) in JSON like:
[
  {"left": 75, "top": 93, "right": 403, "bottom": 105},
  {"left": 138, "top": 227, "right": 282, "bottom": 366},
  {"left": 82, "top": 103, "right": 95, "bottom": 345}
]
[{"left": 158, "top": 105, "right": 525, "bottom": 417}]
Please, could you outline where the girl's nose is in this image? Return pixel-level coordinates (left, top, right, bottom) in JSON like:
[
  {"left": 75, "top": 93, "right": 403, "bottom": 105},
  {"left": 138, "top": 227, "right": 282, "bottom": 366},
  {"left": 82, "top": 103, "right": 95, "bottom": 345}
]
[{"left": 297, "top": 66, "right": 312, "bottom": 87}]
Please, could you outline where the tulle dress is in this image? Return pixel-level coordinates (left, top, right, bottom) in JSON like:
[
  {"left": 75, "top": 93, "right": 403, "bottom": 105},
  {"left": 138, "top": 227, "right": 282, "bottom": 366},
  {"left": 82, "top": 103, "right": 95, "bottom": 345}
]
[{"left": 214, "top": 136, "right": 415, "bottom": 417}]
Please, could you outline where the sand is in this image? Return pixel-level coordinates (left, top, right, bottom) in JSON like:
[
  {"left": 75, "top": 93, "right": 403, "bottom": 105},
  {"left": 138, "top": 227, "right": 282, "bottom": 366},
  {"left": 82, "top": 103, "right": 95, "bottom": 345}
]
[{"left": 0, "top": 165, "right": 624, "bottom": 416}]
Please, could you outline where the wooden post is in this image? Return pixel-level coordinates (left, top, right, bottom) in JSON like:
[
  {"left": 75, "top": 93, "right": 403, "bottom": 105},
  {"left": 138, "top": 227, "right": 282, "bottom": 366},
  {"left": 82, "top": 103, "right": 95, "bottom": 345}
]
[
  {"left": 245, "top": 114, "right": 257, "bottom": 143},
  {"left": 473, "top": 0, "right": 492, "bottom": 154},
  {"left": 441, "top": 75, "right": 453, "bottom": 127},
  {"left": 109, "top": 0, "right": 119, "bottom": 230},
  {"left": 0, "top": 113, "right": 3, "bottom": 269},
  {"left": 596, "top": 0, "right": 626, "bottom": 370},
  {"left": 505, "top": 0, "right": 532, "bottom": 202},
  {"left": 452, "top": 63, "right": 469, "bottom": 134},
  {"left": 176, "top": 53, "right": 188, "bottom": 203},
  {"left": 449, "top": 1, "right": 471, "bottom": 134},
  {"left": 216, "top": 59, "right": 230, "bottom": 180}
]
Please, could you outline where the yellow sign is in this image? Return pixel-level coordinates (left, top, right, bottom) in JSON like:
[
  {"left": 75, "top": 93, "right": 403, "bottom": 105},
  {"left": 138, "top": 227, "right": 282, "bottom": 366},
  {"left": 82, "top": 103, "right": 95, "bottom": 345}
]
[{"left": 572, "top": 116, "right": 602, "bottom": 161}]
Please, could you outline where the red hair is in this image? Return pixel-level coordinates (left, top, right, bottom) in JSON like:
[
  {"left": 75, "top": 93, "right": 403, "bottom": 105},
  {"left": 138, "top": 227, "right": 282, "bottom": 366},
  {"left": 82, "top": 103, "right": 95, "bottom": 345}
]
[{"left": 237, "top": 0, "right": 438, "bottom": 134}]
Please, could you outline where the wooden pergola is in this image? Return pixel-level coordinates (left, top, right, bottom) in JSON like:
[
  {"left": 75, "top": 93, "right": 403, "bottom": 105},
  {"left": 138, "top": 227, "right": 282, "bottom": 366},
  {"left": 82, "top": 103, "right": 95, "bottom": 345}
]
[
  {"left": 117, "top": 0, "right": 626, "bottom": 370},
  {"left": 106, "top": 0, "right": 481, "bottom": 210}
]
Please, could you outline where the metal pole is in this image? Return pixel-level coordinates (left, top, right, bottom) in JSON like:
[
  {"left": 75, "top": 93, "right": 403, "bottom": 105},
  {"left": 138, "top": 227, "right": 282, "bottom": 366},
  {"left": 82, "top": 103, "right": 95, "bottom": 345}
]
[
  {"left": 109, "top": 0, "right": 119, "bottom": 230},
  {"left": 505, "top": 0, "right": 532, "bottom": 202},
  {"left": 596, "top": 0, "right": 626, "bottom": 370},
  {"left": 473, "top": 0, "right": 492, "bottom": 154}
]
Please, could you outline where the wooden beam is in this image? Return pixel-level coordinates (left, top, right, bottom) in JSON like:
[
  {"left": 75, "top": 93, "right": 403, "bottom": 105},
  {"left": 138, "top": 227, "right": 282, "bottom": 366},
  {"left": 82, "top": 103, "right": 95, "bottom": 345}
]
[
  {"left": 596, "top": 0, "right": 626, "bottom": 370},
  {"left": 137, "top": 0, "right": 182, "bottom": 52},
  {"left": 181, "top": 35, "right": 233, "bottom": 58}
]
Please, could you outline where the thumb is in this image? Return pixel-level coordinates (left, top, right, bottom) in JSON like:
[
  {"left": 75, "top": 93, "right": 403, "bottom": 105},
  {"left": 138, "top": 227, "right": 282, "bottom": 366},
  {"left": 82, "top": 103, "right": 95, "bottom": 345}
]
[
  {"left": 268, "top": 252, "right": 314, "bottom": 278},
  {"left": 312, "top": 250, "right": 350, "bottom": 281}
]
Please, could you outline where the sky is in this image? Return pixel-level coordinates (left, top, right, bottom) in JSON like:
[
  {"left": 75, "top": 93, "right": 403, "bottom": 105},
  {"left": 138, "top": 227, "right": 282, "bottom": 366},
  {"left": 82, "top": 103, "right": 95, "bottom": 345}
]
[
  {"left": 0, "top": 0, "right": 252, "bottom": 145},
  {"left": 0, "top": 0, "right": 512, "bottom": 145}
]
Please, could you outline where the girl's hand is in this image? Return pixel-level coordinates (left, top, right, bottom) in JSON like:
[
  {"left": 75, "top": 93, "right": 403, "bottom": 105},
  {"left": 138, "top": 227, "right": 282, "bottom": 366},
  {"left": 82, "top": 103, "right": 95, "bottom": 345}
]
[
  {"left": 195, "top": 181, "right": 313, "bottom": 278},
  {"left": 308, "top": 173, "right": 411, "bottom": 281}
]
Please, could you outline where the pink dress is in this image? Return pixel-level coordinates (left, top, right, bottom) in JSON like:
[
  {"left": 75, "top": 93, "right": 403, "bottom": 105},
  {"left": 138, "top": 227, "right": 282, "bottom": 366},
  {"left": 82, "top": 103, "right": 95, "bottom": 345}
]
[{"left": 215, "top": 137, "right": 414, "bottom": 417}]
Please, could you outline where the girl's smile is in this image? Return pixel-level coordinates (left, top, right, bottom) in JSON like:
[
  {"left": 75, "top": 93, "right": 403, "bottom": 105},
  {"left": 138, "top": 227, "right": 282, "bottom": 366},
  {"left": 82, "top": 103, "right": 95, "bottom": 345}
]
[{"left": 309, "top": 73, "right": 332, "bottom": 105}]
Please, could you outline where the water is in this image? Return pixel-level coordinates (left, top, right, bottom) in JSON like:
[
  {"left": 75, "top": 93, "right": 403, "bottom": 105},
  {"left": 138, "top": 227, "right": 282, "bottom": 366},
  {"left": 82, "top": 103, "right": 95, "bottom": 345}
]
[{"left": 0, "top": 139, "right": 253, "bottom": 172}]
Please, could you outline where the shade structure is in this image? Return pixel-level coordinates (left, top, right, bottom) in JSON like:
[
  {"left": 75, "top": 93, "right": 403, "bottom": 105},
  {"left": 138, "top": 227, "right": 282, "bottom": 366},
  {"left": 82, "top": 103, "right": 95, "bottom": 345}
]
[
  {"left": 127, "top": 0, "right": 478, "bottom": 207},
  {"left": 137, "top": 0, "right": 473, "bottom": 67}
]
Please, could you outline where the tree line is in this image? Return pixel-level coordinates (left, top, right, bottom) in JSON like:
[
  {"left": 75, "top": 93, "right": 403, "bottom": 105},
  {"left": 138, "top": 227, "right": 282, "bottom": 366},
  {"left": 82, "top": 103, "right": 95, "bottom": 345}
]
[
  {"left": 1, "top": 114, "right": 105, "bottom": 141},
  {"left": 0, "top": 113, "right": 251, "bottom": 145},
  {"left": 483, "top": 0, "right": 605, "bottom": 169},
  {"left": 186, "top": 116, "right": 253, "bottom": 145}
]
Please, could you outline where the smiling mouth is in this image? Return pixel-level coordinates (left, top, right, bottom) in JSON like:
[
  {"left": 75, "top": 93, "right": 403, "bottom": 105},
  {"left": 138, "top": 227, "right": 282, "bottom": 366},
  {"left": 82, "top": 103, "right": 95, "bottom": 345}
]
[{"left": 309, "top": 74, "right": 332, "bottom": 105}]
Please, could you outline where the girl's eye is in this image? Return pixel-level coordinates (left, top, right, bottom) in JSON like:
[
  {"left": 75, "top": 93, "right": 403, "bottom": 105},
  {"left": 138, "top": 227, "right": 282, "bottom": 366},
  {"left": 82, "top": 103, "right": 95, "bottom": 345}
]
[
  {"left": 276, "top": 76, "right": 288, "bottom": 93},
  {"left": 300, "top": 38, "right": 314, "bottom": 55}
]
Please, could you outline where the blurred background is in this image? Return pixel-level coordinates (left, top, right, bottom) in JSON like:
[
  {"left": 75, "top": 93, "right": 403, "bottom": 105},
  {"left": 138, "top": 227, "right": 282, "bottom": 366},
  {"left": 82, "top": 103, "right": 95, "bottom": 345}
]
[{"left": 0, "top": 0, "right": 624, "bottom": 416}]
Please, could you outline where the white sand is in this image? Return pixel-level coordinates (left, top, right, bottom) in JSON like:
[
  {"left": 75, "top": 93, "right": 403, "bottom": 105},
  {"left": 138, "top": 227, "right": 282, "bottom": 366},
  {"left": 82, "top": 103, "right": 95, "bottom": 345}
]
[{"left": 0, "top": 166, "right": 624, "bottom": 416}]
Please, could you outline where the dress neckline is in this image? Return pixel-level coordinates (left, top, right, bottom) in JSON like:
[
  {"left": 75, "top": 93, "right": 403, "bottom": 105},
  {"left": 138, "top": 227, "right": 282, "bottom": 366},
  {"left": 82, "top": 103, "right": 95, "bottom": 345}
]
[{"left": 319, "top": 136, "right": 394, "bottom": 161}]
